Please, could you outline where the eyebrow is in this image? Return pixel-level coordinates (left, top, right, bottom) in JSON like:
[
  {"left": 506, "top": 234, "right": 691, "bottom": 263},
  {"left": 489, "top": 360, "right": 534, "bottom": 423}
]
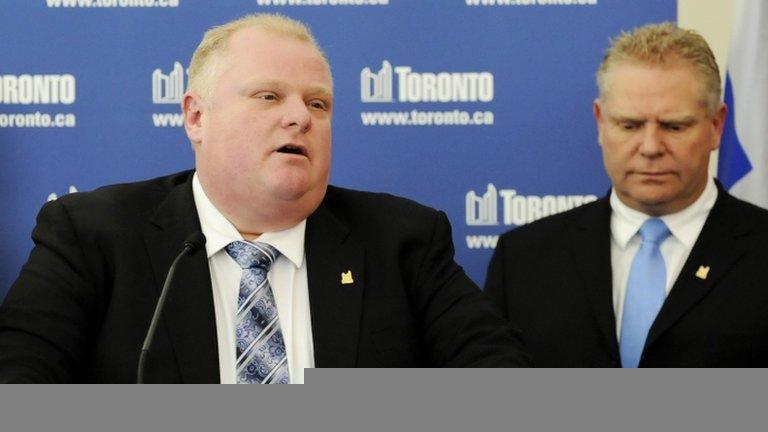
[
  {"left": 239, "top": 79, "right": 285, "bottom": 95},
  {"left": 608, "top": 114, "right": 643, "bottom": 124},
  {"left": 608, "top": 114, "right": 698, "bottom": 124},
  {"left": 240, "top": 80, "right": 333, "bottom": 99},
  {"left": 307, "top": 86, "right": 334, "bottom": 99},
  {"left": 658, "top": 116, "right": 697, "bottom": 125}
]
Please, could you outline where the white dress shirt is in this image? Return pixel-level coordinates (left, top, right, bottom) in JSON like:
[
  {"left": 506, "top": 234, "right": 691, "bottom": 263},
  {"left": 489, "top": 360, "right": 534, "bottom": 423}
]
[
  {"left": 192, "top": 174, "right": 314, "bottom": 384},
  {"left": 610, "top": 177, "right": 718, "bottom": 338}
]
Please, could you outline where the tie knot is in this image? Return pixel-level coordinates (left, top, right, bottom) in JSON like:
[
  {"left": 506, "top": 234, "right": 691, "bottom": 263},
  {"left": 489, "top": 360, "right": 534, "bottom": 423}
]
[
  {"left": 639, "top": 218, "right": 671, "bottom": 244},
  {"left": 225, "top": 241, "right": 278, "bottom": 270}
]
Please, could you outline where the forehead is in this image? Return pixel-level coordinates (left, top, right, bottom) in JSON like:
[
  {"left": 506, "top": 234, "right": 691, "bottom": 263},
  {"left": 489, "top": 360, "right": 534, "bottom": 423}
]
[
  {"left": 602, "top": 60, "right": 706, "bottom": 114},
  {"left": 218, "top": 26, "right": 332, "bottom": 86}
]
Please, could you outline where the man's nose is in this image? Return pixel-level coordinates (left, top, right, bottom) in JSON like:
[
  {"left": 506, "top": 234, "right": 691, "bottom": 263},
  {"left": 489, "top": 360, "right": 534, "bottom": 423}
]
[
  {"left": 281, "top": 97, "right": 311, "bottom": 133},
  {"left": 638, "top": 124, "right": 665, "bottom": 157}
]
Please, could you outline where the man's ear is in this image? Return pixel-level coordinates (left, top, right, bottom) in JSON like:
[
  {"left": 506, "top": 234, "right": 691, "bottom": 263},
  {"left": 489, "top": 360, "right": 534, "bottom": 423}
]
[
  {"left": 710, "top": 102, "right": 728, "bottom": 151},
  {"left": 182, "top": 91, "right": 205, "bottom": 146}
]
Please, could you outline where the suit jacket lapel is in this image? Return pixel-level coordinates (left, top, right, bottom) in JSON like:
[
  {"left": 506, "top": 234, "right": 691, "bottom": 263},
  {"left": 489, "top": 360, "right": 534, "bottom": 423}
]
[
  {"left": 305, "top": 198, "right": 365, "bottom": 368},
  {"left": 142, "top": 172, "right": 220, "bottom": 383},
  {"left": 566, "top": 197, "right": 620, "bottom": 358},
  {"left": 646, "top": 189, "right": 752, "bottom": 348}
]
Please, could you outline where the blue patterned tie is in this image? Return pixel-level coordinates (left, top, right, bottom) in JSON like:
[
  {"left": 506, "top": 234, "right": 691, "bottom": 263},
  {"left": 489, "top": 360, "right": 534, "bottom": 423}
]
[
  {"left": 619, "top": 218, "right": 671, "bottom": 368},
  {"left": 225, "top": 241, "right": 289, "bottom": 384}
]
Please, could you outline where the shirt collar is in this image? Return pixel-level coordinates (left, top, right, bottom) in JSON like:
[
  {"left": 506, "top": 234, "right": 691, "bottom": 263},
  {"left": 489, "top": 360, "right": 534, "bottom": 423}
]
[
  {"left": 191, "top": 173, "right": 305, "bottom": 268},
  {"left": 610, "top": 177, "right": 718, "bottom": 249}
]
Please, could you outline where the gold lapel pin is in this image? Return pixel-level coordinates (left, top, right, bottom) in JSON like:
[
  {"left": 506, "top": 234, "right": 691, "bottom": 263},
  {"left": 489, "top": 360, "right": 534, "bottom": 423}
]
[
  {"left": 695, "top": 265, "right": 710, "bottom": 280},
  {"left": 341, "top": 270, "right": 354, "bottom": 285}
]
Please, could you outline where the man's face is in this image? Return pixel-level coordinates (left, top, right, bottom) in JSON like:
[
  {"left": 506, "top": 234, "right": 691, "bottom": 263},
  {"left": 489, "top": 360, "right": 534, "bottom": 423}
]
[
  {"left": 186, "top": 27, "right": 333, "bottom": 228},
  {"left": 594, "top": 60, "right": 726, "bottom": 216}
]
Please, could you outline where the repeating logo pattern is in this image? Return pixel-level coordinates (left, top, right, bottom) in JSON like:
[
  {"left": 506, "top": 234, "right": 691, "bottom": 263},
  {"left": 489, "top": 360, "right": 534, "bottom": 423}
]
[{"left": 0, "top": 1, "right": 676, "bottom": 295}]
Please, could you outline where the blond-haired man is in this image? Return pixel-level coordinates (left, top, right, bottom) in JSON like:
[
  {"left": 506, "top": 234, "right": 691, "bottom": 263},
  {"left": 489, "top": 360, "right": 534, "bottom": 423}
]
[
  {"left": 0, "top": 14, "right": 530, "bottom": 383},
  {"left": 485, "top": 22, "right": 768, "bottom": 367}
]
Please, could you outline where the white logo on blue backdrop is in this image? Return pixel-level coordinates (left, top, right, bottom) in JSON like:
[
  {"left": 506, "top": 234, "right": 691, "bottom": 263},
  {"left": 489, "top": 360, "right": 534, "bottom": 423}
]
[
  {"left": 466, "top": 184, "right": 499, "bottom": 226},
  {"left": 465, "top": 184, "right": 597, "bottom": 228},
  {"left": 360, "top": 60, "right": 494, "bottom": 103},
  {"left": 47, "top": 185, "right": 78, "bottom": 202},
  {"left": 152, "top": 62, "right": 185, "bottom": 105},
  {"left": 360, "top": 60, "right": 393, "bottom": 103},
  {"left": 0, "top": 74, "right": 76, "bottom": 105},
  {"left": 0, "top": 0, "right": 678, "bottom": 293}
]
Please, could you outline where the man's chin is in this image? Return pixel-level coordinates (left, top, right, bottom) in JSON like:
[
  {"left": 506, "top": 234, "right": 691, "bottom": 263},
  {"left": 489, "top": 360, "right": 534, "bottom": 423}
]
[
  {"left": 272, "top": 182, "right": 326, "bottom": 205},
  {"left": 617, "top": 187, "right": 675, "bottom": 214},
  {"left": 632, "top": 193, "right": 679, "bottom": 215},
  {"left": 272, "top": 187, "right": 308, "bottom": 202}
]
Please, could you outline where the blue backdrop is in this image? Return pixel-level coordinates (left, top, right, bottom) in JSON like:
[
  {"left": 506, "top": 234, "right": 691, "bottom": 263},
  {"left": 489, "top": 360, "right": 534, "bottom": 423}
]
[{"left": 0, "top": 0, "right": 676, "bottom": 298}]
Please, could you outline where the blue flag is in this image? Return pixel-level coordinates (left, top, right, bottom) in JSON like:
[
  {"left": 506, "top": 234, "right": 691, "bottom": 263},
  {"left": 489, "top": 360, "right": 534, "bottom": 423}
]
[{"left": 717, "top": 0, "right": 768, "bottom": 209}]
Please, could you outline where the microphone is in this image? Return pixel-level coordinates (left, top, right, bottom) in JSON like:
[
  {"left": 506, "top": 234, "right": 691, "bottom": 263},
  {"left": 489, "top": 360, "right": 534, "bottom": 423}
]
[{"left": 137, "top": 232, "right": 206, "bottom": 384}]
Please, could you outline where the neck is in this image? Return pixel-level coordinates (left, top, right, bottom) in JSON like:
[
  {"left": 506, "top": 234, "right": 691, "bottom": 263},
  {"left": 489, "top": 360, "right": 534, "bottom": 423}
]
[
  {"left": 195, "top": 173, "right": 324, "bottom": 238},
  {"left": 224, "top": 199, "right": 310, "bottom": 237},
  {"left": 239, "top": 230, "right": 262, "bottom": 241}
]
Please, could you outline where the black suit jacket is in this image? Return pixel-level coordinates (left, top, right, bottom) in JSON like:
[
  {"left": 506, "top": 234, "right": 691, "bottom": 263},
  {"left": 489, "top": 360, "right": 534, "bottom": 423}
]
[
  {"left": 0, "top": 171, "right": 530, "bottom": 383},
  {"left": 485, "top": 184, "right": 768, "bottom": 367}
]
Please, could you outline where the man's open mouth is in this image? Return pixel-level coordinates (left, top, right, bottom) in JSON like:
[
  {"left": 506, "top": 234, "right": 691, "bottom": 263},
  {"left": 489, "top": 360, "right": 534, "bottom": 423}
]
[{"left": 276, "top": 144, "right": 307, "bottom": 156}]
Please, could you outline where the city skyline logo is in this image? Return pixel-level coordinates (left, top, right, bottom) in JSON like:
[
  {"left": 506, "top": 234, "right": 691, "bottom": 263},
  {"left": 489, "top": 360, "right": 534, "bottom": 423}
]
[
  {"left": 360, "top": 60, "right": 394, "bottom": 103},
  {"left": 466, "top": 184, "right": 499, "bottom": 226},
  {"left": 360, "top": 60, "right": 494, "bottom": 103},
  {"left": 465, "top": 184, "right": 599, "bottom": 227},
  {"left": 152, "top": 61, "right": 185, "bottom": 104},
  {"left": 47, "top": 185, "right": 78, "bottom": 202}
]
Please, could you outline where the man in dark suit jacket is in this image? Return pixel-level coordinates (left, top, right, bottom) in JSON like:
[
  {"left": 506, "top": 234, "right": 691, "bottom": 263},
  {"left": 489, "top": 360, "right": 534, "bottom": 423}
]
[
  {"left": 485, "top": 22, "right": 768, "bottom": 367},
  {"left": 0, "top": 14, "right": 529, "bottom": 383}
]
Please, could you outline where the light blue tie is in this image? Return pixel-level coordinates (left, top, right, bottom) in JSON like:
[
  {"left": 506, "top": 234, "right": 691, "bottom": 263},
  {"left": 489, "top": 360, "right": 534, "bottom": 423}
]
[
  {"left": 225, "top": 241, "right": 289, "bottom": 384},
  {"left": 619, "top": 218, "right": 671, "bottom": 368}
]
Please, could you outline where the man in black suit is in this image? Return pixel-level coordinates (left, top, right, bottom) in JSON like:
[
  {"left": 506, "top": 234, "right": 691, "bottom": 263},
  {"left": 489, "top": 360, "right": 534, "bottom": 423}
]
[
  {"left": 0, "top": 14, "right": 529, "bottom": 383},
  {"left": 485, "top": 22, "right": 768, "bottom": 367}
]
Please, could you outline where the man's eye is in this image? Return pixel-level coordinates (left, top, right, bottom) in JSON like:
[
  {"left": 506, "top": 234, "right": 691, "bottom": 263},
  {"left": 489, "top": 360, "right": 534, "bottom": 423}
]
[
  {"left": 662, "top": 123, "right": 684, "bottom": 132},
  {"left": 309, "top": 100, "right": 328, "bottom": 111},
  {"left": 620, "top": 122, "right": 640, "bottom": 131},
  {"left": 255, "top": 93, "right": 278, "bottom": 101}
]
